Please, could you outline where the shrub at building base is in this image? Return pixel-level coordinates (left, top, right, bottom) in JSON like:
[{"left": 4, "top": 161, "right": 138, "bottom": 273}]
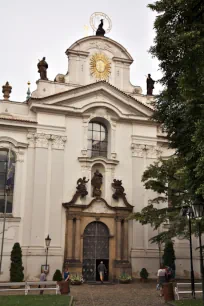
[
  {"left": 52, "top": 269, "right": 69, "bottom": 294},
  {"left": 10, "top": 242, "right": 24, "bottom": 282},
  {"left": 119, "top": 272, "right": 132, "bottom": 284},
  {"left": 52, "top": 269, "right": 63, "bottom": 282},
  {"left": 163, "top": 240, "right": 176, "bottom": 280},
  {"left": 140, "top": 268, "right": 149, "bottom": 282}
]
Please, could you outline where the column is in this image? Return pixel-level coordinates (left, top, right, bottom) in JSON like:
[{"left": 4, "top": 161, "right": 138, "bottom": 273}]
[
  {"left": 67, "top": 217, "right": 73, "bottom": 259},
  {"left": 123, "top": 220, "right": 129, "bottom": 261},
  {"left": 75, "top": 218, "right": 81, "bottom": 261},
  {"left": 116, "top": 218, "right": 121, "bottom": 260}
]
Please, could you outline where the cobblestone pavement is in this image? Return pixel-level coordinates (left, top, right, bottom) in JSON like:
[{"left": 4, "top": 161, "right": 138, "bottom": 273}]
[{"left": 71, "top": 281, "right": 166, "bottom": 306}]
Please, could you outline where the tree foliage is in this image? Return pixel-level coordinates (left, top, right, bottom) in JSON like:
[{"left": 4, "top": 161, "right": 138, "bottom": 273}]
[
  {"left": 148, "top": 0, "right": 204, "bottom": 197},
  {"left": 130, "top": 0, "right": 204, "bottom": 242},
  {"left": 162, "top": 240, "right": 176, "bottom": 269},
  {"left": 10, "top": 242, "right": 24, "bottom": 282}
]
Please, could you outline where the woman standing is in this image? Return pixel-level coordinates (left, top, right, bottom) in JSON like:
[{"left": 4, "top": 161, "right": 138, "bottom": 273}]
[
  {"left": 64, "top": 267, "right": 70, "bottom": 296},
  {"left": 157, "top": 265, "right": 167, "bottom": 297}
]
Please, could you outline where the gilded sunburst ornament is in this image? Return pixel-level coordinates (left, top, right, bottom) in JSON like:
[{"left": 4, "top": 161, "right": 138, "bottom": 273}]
[{"left": 90, "top": 53, "right": 111, "bottom": 80}]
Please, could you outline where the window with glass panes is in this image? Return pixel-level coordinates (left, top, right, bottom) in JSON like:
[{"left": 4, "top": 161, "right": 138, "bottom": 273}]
[
  {"left": 88, "top": 122, "right": 108, "bottom": 157},
  {"left": 0, "top": 149, "right": 15, "bottom": 213}
]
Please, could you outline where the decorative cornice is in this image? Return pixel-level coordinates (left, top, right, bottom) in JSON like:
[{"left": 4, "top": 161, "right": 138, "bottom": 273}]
[
  {"left": 27, "top": 133, "right": 67, "bottom": 150},
  {"left": 78, "top": 156, "right": 119, "bottom": 166}
]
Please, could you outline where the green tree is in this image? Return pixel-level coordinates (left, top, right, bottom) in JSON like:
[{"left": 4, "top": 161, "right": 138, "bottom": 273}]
[
  {"left": 162, "top": 240, "right": 176, "bottom": 269},
  {"left": 148, "top": 0, "right": 204, "bottom": 197},
  {"left": 10, "top": 242, "right": 24, "bottom": 282},
  {"left": 130, "top": 0, "right": 204, "bottom": 242}
]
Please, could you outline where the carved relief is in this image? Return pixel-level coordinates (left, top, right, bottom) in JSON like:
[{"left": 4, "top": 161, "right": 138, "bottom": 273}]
[
  {"left": 27, "top": 133, "right": 67, "bottom": 150},
  {"left": 131, "top": 144, "right": 146, "bottom": 158},
  {"left": 51, "top": 135, "right": 67, "bottom": 150},
  {"left": 131, "top": 143, "right": 161, "bottom": 159},
  {"left": 27, "top": 133, "right": 35, "bottom": 148},
  {"left": 35, "top": 133, "right": 51, "bottom": 148}
]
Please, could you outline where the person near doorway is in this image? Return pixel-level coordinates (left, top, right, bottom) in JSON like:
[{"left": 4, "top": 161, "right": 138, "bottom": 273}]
[
  {"left": 157, "top": 265, "right": 167, "bottom": 297},
  {"left": 97, "top": 261, "right": 107, "bottom": 284},
  {"left": 64, "top": 267, "right": 71, "bottom": 296},
  {"left": 39, "top": 269, "right": 47, "bottom": 295}
]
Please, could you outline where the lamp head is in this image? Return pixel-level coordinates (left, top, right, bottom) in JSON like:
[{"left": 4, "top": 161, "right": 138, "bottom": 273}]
[{"left": 45, "top": 235, "right": 51, "bottom": 247}]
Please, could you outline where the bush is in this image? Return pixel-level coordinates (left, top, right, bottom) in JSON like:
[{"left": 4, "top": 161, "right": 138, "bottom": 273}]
[
  {"left": 140, "top": 268, "right": 149, "bottom": 279},
  {"left": 70, "top": 274, "right": 83, "bottom": 284},
  {"left": 10, "top": 242, "right": 24, "bottom": 282},
  {"left": 163, "top": 240, "right": 176, "bottom": 270},
  {"left": 53, "top": 269, "right": 63, "bottom": 281},
  {"left": 119, "top": 272, "right": 132, "bottom": 281}
]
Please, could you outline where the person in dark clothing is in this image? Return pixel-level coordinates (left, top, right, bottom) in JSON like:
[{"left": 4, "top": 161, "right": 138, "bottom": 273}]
[{"left": 97, "top": 261, "right": 107, "bottom": 283}]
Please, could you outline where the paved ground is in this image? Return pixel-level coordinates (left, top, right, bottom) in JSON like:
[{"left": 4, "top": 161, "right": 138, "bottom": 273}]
[{"left": 71, "top": 281, "right": 166, "bottom": 306}]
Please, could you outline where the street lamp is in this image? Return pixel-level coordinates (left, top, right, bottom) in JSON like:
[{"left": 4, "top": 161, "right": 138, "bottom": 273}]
[
  {"left": 180, "top": 206, "right": 195, "bottom": 299},
  {"left": 192, "top": 200, "right": 204, "bottom": 304},
  {"left": 45, "top": 235, "right": 51, "bottom": 271}
]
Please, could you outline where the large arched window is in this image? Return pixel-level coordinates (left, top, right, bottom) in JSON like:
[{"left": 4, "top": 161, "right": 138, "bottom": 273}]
[
  {"left": 0, "top": 149, "right": 15, "bottom": 213},
  {"left": 88, "top": 122, "right": 108, "bottom": 157}
]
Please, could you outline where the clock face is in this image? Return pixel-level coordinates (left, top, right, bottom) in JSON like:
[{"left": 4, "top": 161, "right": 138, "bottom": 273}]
[{"left": 90, "top": 53, "right": 111, "bottom": 80}]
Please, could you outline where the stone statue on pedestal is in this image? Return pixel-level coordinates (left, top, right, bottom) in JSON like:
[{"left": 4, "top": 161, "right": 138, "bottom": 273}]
[
  {"left": 37, "top": 57, "right": 48, "bottom": 80},
  {"left": 96, "top": 19, "right": 105, "bottom": 36},
  {"left": 91, "top": 170, "right": 103, "bottom": 197},
  {"left": 146, "top": 74, "right": 155, "bottom": 95}
]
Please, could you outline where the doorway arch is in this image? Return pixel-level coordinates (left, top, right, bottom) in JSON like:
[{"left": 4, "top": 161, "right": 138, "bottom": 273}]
[{"left": 83, "top": 221, "right": 109, "bottom": 281}]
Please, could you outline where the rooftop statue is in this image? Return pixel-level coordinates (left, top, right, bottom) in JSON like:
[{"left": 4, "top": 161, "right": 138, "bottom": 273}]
[
  {"left": 37, "top": 57, "right": 48, "bottom": 80},
  {"left": 96, "top": 19, "right": 105, "bottom": 36},
  {"left": 146, "top": 74, "right": 155, "bottom": 95}
]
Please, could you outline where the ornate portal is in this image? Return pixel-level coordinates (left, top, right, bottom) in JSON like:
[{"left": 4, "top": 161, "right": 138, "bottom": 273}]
[{"left": 90, "top": 53, "right": 111, "bottom": 80}]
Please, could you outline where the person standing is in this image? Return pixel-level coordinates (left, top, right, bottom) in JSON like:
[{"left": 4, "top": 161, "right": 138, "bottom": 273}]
[
  {"left": 157, "top": 265, "right": 167, "bottom": 297},
  {"left": 39, "top": 269, "right": 47, "bottom": 295},
  {"left": 97, "top": 261, "right": 107, "bottom": 284},
  {"left": 64, "top": 267, "right": 71, "bottom": 296}
]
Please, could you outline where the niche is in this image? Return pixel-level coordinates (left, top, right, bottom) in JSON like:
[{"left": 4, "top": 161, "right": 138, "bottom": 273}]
[{"left": 91, "top": 163, "right": 105, "bottom": 198}]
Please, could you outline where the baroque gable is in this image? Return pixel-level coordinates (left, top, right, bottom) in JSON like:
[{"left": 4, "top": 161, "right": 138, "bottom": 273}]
[{"left": 30, "top": 81, "right": 153, "bottom": 121}]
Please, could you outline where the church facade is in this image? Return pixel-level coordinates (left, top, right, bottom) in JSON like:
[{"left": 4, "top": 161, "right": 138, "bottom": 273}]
[{"left": 0, "top": 34, "right": 199, "bottom": 281}]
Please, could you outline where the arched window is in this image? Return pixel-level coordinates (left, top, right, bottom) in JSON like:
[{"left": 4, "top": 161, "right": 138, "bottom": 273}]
[
  {"left": 88, "top": 122, "right": 108, "bottom": 157},
  {"left": 0, "top": 149, "right": 16, "bottom": 213}
]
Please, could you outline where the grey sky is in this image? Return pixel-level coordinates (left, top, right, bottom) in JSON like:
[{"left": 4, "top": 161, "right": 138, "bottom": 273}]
[{"left": 0, "top": 0, "right": 162, "bottom": 102}]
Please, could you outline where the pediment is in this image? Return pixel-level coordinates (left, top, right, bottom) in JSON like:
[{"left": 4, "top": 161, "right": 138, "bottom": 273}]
[
  {"left": 83, "top": 198, "right": 115, "bottom": 214},
  {"left": 30, "top": 82, "right": 153, "bottom": 120}
]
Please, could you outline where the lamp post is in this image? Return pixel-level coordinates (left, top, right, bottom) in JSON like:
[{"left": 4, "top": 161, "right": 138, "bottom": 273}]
[
  {"left": 192, "top": 200, "right": 204, "bottom": 304},
  {"left": 180, "top": 206, "right": 195, "bottom": 298},
  {"left": 45, "top": 235, "right": 51, "bottom": 271}
]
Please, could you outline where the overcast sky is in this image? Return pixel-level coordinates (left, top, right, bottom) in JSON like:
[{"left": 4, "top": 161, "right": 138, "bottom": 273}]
[{"left": 0, "top": 0, "right": 162, "bottom": 102}]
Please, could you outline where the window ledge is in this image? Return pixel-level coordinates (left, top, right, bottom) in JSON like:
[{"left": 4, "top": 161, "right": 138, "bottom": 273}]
[
  {"left": 0, "top": 214, "right": 21, "bottom": 222},
  {"left": 78, "top": 156, "right": 119, "bottom": 166}
]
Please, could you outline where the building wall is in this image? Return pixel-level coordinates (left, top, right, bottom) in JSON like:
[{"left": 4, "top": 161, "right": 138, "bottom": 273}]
[{"left": 0, "top": 35, "right": 201, "bottom": 281}]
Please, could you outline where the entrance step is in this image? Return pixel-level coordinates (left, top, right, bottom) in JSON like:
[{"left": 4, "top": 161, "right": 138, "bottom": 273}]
[{"left": 86, "top": 281, "right": 115, "bottom": 285}]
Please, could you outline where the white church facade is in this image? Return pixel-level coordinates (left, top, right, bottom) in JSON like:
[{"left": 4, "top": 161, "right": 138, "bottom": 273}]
[{"left": 0, "top": 34, "right": 199, "bottom": 281}]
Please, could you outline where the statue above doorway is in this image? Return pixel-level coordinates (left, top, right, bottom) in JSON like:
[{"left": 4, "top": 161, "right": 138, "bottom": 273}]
[
  {"left": 91, "top": 170, "right": 103, "bottom": 197},
  {"left": 65, "top": 177, "right": 89, "bottom": 205},
  {"left": 112, "top": 179, "right": 132, "bottom": 208}
]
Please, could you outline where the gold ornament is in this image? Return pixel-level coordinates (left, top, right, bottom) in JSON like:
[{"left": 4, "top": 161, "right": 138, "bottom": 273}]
[{"left": 90, "top": 53, "right": 111, "bottom": 80}]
